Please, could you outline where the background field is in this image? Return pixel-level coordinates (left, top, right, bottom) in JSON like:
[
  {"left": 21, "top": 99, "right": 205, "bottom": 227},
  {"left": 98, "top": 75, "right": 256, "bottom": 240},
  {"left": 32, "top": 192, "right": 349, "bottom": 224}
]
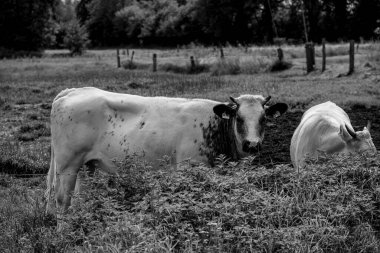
[{"left": 0, "top": 43, "right": 380, "bottom": 252}]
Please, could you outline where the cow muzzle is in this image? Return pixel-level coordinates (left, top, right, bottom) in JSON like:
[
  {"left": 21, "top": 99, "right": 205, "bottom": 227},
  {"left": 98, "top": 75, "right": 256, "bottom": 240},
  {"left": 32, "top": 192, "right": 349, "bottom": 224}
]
[{"left": 242, "top": 140, "right": 261, "bottom": 153}]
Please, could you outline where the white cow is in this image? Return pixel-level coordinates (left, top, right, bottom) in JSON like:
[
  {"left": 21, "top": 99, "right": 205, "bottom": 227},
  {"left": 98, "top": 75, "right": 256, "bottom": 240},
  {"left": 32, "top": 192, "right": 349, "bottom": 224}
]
[
  {"left": 290, "top": 101, "right": 376, "bottom": 169},
  {"left": 46, "top": 87, "right": 288, "bottom": 211}
]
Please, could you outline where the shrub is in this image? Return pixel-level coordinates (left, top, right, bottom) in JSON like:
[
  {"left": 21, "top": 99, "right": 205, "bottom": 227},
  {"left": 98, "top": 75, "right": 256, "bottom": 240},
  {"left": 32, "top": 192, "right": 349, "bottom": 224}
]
[
  {"left": 160, "top": 62, "right": 209, "bottom": 74},
  {"left": 122, "top": 60, "right": 150, "bottom": 70},
  {"left": 239, "top": 57, "right": 272, "bottom": 74},
  {"left": 160, "top": 63, "right": 188, "bottom": 74},
  {"left": 63, "top": 20, "right": 89, "bottom": 56},
  {"left": 210, "top": 58, "right": 241, "bottom": 76},
  {"left": 269, "top": 59, "right": 293, "bottom": 72},
  {"left": 15, "top": 122, "right": 50, "bottom": 142}
]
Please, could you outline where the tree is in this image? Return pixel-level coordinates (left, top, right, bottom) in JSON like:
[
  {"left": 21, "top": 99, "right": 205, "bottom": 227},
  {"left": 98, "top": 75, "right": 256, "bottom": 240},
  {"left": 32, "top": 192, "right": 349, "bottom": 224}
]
[
  {"left": 76, "top": 0, "right": 93, "bottom": 25},
  {"left": 0, "top": 0, "right": 58, "bottom": 51},
  {"left": 194, "top": 0, "right": 260, "bottom": 44},
  {"left": 64, "top": 19, "right": 90, "bottom": 55},
  {"left": 114, "top": 3, "right": 147, "bottom": 45},
  {"left": 350, "top": 0, "right": 380, "bottom": 40},
  {"left": 85, "top": 0, "right": 124, "bottom": 46}
]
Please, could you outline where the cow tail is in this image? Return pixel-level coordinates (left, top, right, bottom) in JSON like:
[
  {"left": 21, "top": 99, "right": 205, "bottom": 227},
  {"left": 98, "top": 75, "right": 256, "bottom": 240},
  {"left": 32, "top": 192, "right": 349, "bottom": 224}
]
[{"left": 44, "top": 144, "right": 55, "bottom": 214}]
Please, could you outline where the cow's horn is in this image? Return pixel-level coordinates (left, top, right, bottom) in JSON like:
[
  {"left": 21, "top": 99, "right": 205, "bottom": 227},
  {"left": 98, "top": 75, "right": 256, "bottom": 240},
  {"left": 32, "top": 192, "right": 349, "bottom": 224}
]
[
  {"left": 366, "top": 120, "right": 371, "bottom": 132},
  {"left": 263, "top": 96, "right": 271, "bottom": 105},
  {"left": 229, "top": 96, "right": 239, "bottom": 105},
  {"left": 345, "top": 124, "right": 357, "bottom": 139}
]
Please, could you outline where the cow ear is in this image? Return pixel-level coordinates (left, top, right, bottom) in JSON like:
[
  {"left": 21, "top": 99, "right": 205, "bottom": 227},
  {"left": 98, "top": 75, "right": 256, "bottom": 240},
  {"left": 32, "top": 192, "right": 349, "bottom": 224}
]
[
  {"left": 265, "top": 103, "right": 288, "bottom": 118},
  {"left": 365, "top": 120, "right": 371, "bottom": 132},
  {"left": 339, "top": 124, "right": 356, "bottom": 141},
  {"left": 213, "top": 104, "right": 235, "bottom": 119}
]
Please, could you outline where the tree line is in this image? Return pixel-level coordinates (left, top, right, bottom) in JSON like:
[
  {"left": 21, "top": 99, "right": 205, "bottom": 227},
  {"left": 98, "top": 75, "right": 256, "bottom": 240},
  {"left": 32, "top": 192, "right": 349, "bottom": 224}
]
[{"left": 0, "top": 0, "right": 379, "bottom": 52}]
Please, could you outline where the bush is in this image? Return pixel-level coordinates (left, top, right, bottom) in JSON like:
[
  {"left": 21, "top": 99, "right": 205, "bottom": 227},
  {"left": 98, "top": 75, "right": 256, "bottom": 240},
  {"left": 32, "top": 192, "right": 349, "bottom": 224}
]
[
  {"left": 63, "top": 20, "right": 89, "bottom": 56},
  {"left": 122, "top": 60, "right": 150, "bottom": 70},
  {"left": 210, "top": 58, "right": 241, "bottom": 76},
  {"left": 160, "top": 62, "right": 209, "bottom": 74},
  {"left": 15, "top": 122, "right": 50, "bottom": 142},
  {"left": 269, "top": 59, "right": 293, "bottom": 72},
  {"left": 239, "top": 57, "right": 272, "bottom": 74}
]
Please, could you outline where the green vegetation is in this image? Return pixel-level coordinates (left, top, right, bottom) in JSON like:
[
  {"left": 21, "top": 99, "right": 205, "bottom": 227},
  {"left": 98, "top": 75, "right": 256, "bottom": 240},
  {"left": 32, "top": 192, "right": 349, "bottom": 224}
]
[
  {"left": 0, "top": 44, "right": 379, "bottom": 252},
  {"left": 1, "top": 154, "right": 380, "bottom": 252}
]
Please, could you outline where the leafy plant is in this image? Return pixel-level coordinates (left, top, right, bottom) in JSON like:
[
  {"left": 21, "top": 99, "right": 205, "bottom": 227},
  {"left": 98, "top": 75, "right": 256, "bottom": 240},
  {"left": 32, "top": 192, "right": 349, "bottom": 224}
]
[{"left": 63, "top": 20, "right": 89, "bottom": 56}]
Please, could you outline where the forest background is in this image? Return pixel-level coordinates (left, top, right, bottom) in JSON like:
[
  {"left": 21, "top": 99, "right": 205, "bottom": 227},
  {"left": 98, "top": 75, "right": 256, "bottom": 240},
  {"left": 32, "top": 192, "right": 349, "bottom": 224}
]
[{"left": 1, "top": 0, "right": 379, "bottom": 55}]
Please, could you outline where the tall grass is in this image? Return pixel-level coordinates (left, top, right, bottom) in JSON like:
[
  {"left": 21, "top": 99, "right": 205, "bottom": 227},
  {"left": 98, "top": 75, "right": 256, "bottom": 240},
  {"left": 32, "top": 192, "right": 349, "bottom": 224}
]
[
  {"left": 1, "top": 44, "right": 380, "bottom": 252},
  {"left": 2, "top": 153, "right": 380, "bottom": 252}
]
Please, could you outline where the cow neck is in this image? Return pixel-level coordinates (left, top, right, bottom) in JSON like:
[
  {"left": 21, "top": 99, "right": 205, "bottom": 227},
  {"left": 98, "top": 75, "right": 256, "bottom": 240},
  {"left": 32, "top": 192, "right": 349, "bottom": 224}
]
[
  {"left": 201, "top": 115, "right": 239, "bottom": 163},
  {"left": 217, "top": 116, "right": 240, "bottom": 160}
]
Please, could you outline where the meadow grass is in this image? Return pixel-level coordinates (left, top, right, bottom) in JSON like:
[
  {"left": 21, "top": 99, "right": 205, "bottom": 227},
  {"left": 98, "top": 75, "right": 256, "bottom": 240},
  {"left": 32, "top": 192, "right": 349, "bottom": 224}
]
[
  {"left": 1, "top": 154, "right": 380, "bottom": 252},
  {"left": 0, "top": 43, "right": 379, "bottom": 252}
]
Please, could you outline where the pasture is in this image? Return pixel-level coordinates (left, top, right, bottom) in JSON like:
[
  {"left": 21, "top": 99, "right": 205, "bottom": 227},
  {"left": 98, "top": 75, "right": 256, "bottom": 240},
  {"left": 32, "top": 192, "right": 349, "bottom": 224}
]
[{"left": 0, "top": 43, "right": 380, "bottom": 252}]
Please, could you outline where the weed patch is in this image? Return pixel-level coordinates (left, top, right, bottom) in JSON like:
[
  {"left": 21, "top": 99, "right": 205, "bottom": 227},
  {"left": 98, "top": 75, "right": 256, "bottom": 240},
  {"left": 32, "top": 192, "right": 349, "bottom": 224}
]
[
  {"left": 15, "top": 122, "right": 50, "bottom": 142},
  {"left": 2, "top": 154, "right": 380, "bottom": 252},
  {"left": 269, "top": 59, "right": 293, "bottom": 72},
  {"left": 0, "top": 141, "right": 50, "bottom": 174},
  {"left": 160, "top": 62, "right": 209, "bottom": 74},
  {"left": 122, "top": 60, "right": 150, "bottom": 70},
  {"left": 210, "top": 58, "right": 241, "bottom": 76},
  {"left": 37, "top": 154, "right": 380, "bottom": 252}
]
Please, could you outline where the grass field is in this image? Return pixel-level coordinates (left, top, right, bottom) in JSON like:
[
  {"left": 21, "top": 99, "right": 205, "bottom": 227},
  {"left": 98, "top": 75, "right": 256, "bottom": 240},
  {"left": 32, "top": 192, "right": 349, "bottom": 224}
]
[{"left": 0, "top": 42, "right": 380, "bottom": 252}]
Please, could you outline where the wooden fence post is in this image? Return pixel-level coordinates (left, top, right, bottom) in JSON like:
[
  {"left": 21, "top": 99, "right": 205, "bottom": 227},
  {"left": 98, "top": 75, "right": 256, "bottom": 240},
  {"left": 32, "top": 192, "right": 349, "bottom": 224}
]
[
  {"left": 277, "top": 48, "right": 283, "bottom": 61},
  {"left": 322, "top": 38, "right": 326, "bottom": 72},
  {"left": 131, "top": 51, "right": 135, "bottom": 63},
  {"left": 220, "top": 47, "right": 224, "bottom": 59},
  {"left": 348, "top": 40, "right": 355, "bottom": 75},
  {"left": 190, "top": 56, "right": 195, "bottom": 72},
  {"left": 311, "top": 42, "right": 315, "bottom": 66},
  {"left": 152, "top": 53, "right": 157, "bottom": 72},
  {"left": 116, "top": 48, "right": 120, "bottom": 68},
  {"left": 305, "top": 43, "right": 314, "bottom": 73}
]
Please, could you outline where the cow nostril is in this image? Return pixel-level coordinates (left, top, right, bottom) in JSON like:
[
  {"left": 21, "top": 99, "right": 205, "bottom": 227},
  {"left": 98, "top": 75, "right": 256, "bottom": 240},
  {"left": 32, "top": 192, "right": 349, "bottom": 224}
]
[
  {"left": 243, "top": 141, "right": 260, "bottom": 153},
  {"left": 256, "top": 142, "right": 262, "bottom": 151},
  {"left": 242, "top": 140, "right": 250, "bottom": 152}
]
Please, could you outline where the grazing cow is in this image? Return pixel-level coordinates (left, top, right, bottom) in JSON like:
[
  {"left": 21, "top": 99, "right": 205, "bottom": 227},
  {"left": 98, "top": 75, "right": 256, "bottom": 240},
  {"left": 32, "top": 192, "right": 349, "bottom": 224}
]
[
  {"left": 290, "top": 101, "right": 376, "bottom": 169},
  {"left": 46, "top": 87, "right": 288, "bottom": 211}
]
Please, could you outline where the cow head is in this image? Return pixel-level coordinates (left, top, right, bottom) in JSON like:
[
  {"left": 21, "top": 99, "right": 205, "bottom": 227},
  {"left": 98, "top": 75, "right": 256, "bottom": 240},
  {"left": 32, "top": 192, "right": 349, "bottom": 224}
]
[
  {"left": 339, "top": 121, "right": 377, "bottom": 154},
  {"left": 213, "top": 95, "right": 288, "bottom": 155}
]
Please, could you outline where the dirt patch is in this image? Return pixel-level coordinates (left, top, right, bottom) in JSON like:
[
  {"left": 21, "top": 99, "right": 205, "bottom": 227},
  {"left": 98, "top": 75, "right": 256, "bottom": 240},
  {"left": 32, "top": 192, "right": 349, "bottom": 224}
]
[{"left": 259, "top": 106, "right": 380, "bottom": 167}]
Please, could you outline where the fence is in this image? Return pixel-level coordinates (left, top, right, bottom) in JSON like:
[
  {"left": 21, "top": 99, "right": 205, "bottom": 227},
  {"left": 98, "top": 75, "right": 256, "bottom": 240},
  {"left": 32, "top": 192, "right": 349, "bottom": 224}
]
[{"left": 116, "top": 41, "right": 359, "bottom": 75}]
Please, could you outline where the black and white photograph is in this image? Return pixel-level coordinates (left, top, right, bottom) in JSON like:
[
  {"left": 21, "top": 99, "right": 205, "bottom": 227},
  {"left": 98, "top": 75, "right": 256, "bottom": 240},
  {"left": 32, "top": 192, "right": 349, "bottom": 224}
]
[{"left": 0, "top": 0, "right": 380, "bottom": 252}]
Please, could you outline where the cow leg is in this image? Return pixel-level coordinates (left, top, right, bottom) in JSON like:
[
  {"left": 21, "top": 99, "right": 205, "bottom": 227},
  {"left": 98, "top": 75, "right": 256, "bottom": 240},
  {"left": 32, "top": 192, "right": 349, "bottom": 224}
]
[{"left": 55, "top": 162, "right": 81, "bottom": 213}]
